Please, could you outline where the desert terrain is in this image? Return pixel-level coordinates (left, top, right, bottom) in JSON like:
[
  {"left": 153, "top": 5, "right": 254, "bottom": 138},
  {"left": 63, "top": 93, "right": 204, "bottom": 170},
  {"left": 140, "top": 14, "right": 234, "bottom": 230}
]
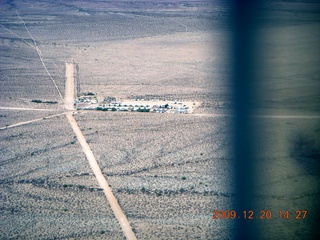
[
  {"left": 1, "top": 0, "right": 233, "bottom": 239},
  {"left": 1, "top": 0, "right": 319, "bottom": 240}
]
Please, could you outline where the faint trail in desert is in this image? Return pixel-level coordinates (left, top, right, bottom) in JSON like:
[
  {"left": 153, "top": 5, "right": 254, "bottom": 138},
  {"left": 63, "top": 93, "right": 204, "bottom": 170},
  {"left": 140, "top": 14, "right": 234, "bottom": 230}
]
[
  {"left": 0, "top": 25, "right": 36, "bottom": 49},
  {"left": 170, "top": 18, "right": 189, "bottom": 32},
  {"left": 53, "top": 62, "right": 65, "bottom": 74},
  {"left": 0, "top": 112, "right": 65, "bottom": 130},
  {"left": 0, "top": 107, "right": 60, "bottom": 111},
  {"left": 16, "top": 10, "right": 37, "bottom": 47},
  {"left": 16, "top": 11, "right": 64, "bottom": 102},
  {"left": 64, "top": 65, "right": 137, "bottom": 240}
]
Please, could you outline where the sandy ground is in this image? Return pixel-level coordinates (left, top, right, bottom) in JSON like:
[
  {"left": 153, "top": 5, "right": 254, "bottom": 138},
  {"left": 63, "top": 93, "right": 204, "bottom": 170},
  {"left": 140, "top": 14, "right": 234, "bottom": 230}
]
[
  {"left": 65, "top": 63, "right": 75, "bottom": 111},
  {"left": 70, "top": 31, "right": 227, "bottom": 101},
  {"left": 1, "top": 1, "right": 319, "bottom": 239}
]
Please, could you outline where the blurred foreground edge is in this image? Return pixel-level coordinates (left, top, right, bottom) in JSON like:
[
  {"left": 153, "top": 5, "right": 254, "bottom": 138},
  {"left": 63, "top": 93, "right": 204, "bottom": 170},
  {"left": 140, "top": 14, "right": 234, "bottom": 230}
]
[{"left": 230, "top": 1, "right": 262, "bottom": 239}]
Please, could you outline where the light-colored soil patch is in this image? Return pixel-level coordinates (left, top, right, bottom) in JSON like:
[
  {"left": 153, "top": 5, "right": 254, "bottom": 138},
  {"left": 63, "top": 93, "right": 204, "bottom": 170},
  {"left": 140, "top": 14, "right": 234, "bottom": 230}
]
[
  {"left": 71, "top": 31, "right": 228, "bottom": 100},
  {"left": 65, "top": 62, "right": 75, "bottom": 110}
]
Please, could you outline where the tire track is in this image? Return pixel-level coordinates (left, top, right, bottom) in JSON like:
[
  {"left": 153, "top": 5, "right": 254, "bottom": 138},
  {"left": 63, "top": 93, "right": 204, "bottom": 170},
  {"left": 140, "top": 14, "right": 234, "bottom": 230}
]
[
  {"left": 0, "top": 112, "right": 65, "bottom": 130},
  {"left": 16, "top": 11, "right": 64, "bottom": 102}
]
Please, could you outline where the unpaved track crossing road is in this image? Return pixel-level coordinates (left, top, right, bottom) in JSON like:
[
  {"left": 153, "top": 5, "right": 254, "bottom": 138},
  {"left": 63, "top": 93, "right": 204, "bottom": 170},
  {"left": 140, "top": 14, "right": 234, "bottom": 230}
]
[
  {"left": 64, "top": 63, "right": 137, "bottom": 240},
  {"left": 66, "top": 112, "right": 137, "bottom": 240},
  {"left": 2, "top": 12, "right": 137, "bottom": 239}
]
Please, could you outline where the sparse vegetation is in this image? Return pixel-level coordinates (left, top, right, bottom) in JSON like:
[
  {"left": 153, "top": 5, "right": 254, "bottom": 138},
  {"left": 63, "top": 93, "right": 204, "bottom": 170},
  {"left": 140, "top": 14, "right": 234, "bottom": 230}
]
[
  {"left": 0, "top": 1, "right": 233, "bottom": 239},
  {"left": 72, "top": 111, "right": 232, "bottom": 239},
  {"left": 31, "top": 100, "right": 58, "bottom": 104},
  {"left": 0, "top": 0, "right": 318, "bottom": 239}
]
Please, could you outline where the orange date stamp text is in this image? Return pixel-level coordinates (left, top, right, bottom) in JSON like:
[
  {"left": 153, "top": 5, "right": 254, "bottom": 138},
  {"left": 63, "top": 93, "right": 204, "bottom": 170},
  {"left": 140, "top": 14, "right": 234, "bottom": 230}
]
[{"left": 212, "top": 210, "right": 307, "bottom": 220}]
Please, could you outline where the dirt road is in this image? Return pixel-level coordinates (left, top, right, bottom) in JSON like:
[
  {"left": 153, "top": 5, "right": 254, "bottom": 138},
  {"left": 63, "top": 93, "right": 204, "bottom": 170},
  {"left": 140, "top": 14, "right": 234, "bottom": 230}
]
[
  {"left": 0, "top": 107, "right": 60, "bottom": 111},
  {"left": 0, "top": 113, "right": 65, "bottom": 130},
  {"left": 66, "top": 112, "right": 137, "bottom": 240},
  {"left": 64, "top": 64, "right": 136, "bottom": 239},
  {"left": 16, "top": 11, "right": 64, "bottom": 102},
  {"left": 65, "top": 62, "right": 75, "bottom": 110}
]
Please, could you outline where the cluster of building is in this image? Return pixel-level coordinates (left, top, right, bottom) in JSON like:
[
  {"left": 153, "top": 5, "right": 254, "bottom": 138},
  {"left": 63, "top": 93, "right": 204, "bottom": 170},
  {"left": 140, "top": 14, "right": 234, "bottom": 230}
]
[
  {"left": 96, "top": 101, "right": 190, "bottom": 114},
  {"left": 74, "top": 92, "right": 98, "bottom": 109},
  {"left": 74, "top": 94, "right": 192, "bottom": 114},
  {"left": 74, "top": 92, "right": 97, "bottom": 103}
]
